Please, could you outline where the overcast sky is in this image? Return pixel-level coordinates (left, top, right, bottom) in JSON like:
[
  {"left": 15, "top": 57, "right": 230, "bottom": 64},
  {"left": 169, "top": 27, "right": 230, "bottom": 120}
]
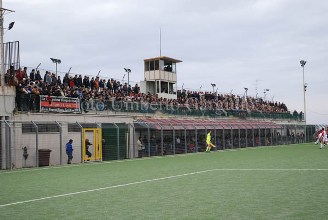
[{"left": 4, "top": 0, "right": 328, "bottom": 124}]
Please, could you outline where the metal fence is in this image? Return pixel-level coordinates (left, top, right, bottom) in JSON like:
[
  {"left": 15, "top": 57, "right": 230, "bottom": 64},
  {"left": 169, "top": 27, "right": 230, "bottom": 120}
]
[{"left": 0, "top": 120, "right": 323, "bottom": 170}]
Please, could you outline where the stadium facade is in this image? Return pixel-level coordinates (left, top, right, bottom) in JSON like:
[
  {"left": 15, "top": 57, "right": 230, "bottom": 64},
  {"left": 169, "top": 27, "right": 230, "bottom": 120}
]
[
  {"left": 0, "top": 8, "right": 318, "bottom": 170},
  {"left": 0, "top": 52, "right": 317, "bottom": 170}
]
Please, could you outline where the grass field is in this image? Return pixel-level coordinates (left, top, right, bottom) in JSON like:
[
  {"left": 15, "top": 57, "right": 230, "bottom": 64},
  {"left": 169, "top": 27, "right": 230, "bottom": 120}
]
[{"left": 1, "top": 143, "right": 328, "bottom": 220}]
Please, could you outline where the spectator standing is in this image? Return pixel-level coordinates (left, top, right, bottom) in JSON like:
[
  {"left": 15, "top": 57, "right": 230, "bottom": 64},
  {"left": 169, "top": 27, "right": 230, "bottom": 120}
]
[
  {"left": 300, "top": 132, "right": 305, "bottom": 143},
  {"left": 137, "top": 137, "right": 144, "bottom": 158},
  {"left": 176, "top": 136, "right": 181, "bottom": 147},
  {"left": 63, "top": 73, "right": 70, "bottom": 87},
  {"left": 90, "top": 77, "right": 95, "bottom": 90},
  {"left": 133, "top": 83, "right": 140, "bottom": 94},
  {"left": 29, "top": 69, "right": 35, "bottom": 81},
  {"left": 51, "top": 73, "right": 57, "bottom": 86},
  {"left": 83, "top": 76, "right": 90, "bottom": 87},
  {"left": 57, "top": 76, "right": 62, "bottom": 85},
  {"left": 69, "top": 77, "right": 75, "bottom": 88},
  {"left": 73, "top": 75, "right": 79, "bottom": 86},
  {"left": 66, "top": 139, "right": 74, "bottom": 164},
  {"left": 107, "top": 79, "right": 113, "bottom": 92},
  {"left": 22, "top": 67, "right": 28, "bottom": 79},
  {"left": 85, "top": 138, "right": 92, "bottom": 159},
  {"left": 16, "top": 67, "right": 23, "bottom": 82},
  {"left": 45, "top": 71, "right": 52, "bottom": 85},
  {"left": 76, "top": 75, "right": 83, "bottom": 88},
  {"left": 35, "top": 70, "right": 42, "bottom": 81}
]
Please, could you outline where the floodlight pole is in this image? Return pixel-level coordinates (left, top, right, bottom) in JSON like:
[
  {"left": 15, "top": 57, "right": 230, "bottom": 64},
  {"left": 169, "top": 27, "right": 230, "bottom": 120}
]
[
  {"left": 0, "top": 4, "right": 15, "bottom": 85},
  {"left": 300, "top": 60, "right": 306, "bottom": 123},
  {"left": 244, "top": 88, "right": 248, "bottom": 98},
  {"left": 0, "top": 5, "right": 4, "bottom": 86},
  {"left": 211, "top": 83, "right": 216, "bottom": 93},
  {"left": 50, "top": 58, "right": 61, "bottom": 77},
  {"left": 263, "top": 89, "right": 269, "bottom": 101},
  {"left": 55, "top": 62, "right": 58, "bottom": 77},
  {"left": 124, "top": 68, "right": 131, "bottom": 86},
  {"left": 244, "top": 87, "right": 248, "bottom": 110},
  {"left": 300, "top": 60, "right": 307, "bottom": 142},
  {"left": 211, "top": 84, "right": 216, "bottom": 101}
]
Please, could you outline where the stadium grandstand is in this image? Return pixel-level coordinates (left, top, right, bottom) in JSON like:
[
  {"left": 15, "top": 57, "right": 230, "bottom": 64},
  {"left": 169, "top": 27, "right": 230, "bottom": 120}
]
[{"left": 0, "top": 43, "right": 319, "bottom": 170}]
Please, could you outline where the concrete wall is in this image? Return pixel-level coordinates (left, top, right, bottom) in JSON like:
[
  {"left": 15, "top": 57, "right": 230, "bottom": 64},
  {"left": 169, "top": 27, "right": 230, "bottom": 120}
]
[
  {"left": 2, "top": 112, "right": 136, "bottom": 169},
  {"left": 144, "top": 70, "right": 177, "bottom": 82},
  {"left": 0, "top": 86, "right": 15, "bottom": 117}
]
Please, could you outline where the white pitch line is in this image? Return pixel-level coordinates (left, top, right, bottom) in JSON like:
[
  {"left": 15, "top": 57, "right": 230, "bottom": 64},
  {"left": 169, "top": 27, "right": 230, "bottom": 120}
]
[{"left": 1, "top": 167, "right": 327, "bottom": 208}]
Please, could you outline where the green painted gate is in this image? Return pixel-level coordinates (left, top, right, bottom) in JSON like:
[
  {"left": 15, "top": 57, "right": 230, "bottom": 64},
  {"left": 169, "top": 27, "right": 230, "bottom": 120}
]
[{"left": 102, "top": 123, "right": 128, "bottom": 161}]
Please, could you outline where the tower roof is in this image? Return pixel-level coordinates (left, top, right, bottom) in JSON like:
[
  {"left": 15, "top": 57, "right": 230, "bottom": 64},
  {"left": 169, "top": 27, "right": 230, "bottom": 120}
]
[{"left": 144, "top": 56, "right": 182, "bottom": 63}]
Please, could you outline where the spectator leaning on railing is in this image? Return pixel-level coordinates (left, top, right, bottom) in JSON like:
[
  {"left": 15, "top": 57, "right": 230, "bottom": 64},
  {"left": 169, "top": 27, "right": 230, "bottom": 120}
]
[{"left": 11, "top": 65, "right": 293, "bottom": 116}]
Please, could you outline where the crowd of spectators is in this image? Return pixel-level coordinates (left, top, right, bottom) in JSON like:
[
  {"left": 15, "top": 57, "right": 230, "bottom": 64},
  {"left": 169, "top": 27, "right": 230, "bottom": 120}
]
[
  {"left": 7, "top": 66, "right": 292, "bottom": 115},
  {"left": 176, "top": 90, "right": 288, "bottom": 113}
]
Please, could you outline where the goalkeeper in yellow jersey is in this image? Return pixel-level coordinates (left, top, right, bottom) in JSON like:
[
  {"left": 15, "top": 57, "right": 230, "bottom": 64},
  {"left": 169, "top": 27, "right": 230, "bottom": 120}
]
[{"left": 206, "top": 130, "right": 216, "bottom": 152}]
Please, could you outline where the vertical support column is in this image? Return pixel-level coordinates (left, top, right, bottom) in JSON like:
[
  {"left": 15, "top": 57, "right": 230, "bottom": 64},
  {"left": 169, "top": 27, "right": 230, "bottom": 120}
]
[
  {"left": 258, "top": 127, "right": 261, "bottom": 146},
  {"left": 96, "top": 123, "right": 102, "bottom": 161},
  {"left": 113, "top": 123, "right": 120, "bottom": 160},
  {"left": 214, "top": 126, "right": 217, "bottom": 151},
  {"left": 270, "top": 128, "right": 273, "bottom": 146},
  {"left": 155, "top": 80, "right": 157, "bottom": 94},
  {"left": 238, "top": 127, "right": 241, "bottom": 148},
  {"left": 222, "top": 126, "right": 225, "bottom": 150},
  {"left": 158, "top": 123, "right": 163, "bottom": 156},
  {"left": 195, "top": 127, "right": 198, "bottom": 152},
  {"left": 4, "top": 120, "right": 12, "bottom": 170},
  {"left": 31, "top": 121, "right": 39, "bottom": 167},
  {"left": 184, "top": 127, "right": 187, "bottom": 154},
  {"left": 170, "top": 123, "right": 175, "bottom": 155},
  {"left": 55, "top": 121, "right": 62, "bottom": 165},
  {"left": 0, "top": 2, "right": 5, "bottom": 85},
  {"left": 204, "top": 126, "right": 207, "bottom": 152},
  {"left": 245, "top": 127, "right": 248, "bottom": 148},
  {"left": 0, "top": 119, "right": 3, "bottom": 170},
  {"left": 264, "top": 128, "right": 267, "bottom": 146},
  {"left": 147, "top": 126, "right": 150, "bottom": 157},
  {"left": 129, "top": 123, "right": 136, "bottom": 159},
  {"left": 76, "top": 122, "right": 83, "bottom": 163},
  {"left": 252, "top": 127, "right": 255, "bottom": 147},
  {"left": 230, "top": 126, "right": 233, "bottom": 149}
]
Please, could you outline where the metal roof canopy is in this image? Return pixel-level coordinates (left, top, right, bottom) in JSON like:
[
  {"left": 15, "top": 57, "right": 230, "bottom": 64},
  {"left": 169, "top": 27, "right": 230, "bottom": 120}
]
[{"left": 134, "top": 118, "right": 281, "bottom": 130}]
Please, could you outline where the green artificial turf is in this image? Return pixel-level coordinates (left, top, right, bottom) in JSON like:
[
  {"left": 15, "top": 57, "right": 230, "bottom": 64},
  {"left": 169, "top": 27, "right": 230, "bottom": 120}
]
[{"left": 1, "top": 144, "right": 327, "bottom": 220}]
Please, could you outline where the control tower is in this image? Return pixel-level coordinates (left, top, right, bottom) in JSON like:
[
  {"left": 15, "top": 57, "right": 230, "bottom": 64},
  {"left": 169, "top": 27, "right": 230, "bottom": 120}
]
[{"left": 140, "top": 56, "right": 182, "bottom": 99}]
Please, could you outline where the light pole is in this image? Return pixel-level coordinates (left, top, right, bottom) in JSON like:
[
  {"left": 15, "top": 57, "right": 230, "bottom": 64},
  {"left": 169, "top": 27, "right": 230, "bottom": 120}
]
[
  {"left": 263, "top": 89, "right": 269, "bottom": 100},
  {"left": 50, "top": 58, "right": 61, "bottom": 77},
  {"left": 0, "top": 5, "right": 15, "bottom": 85},
  {"left": 244, "top": 87, "right": 248, "bottom": 110},
  {"left": 300, "top": 60, "right": 307, "bottom": 122},
  {"left": 244, "top": 87, "right": 248, "bottom": 98},
  {"left": 211, "top": 83, "right": 216, "bottom": 93},
  {"left": 300, "top": 60, "right": 307, "bottom": 142},
  {"left": 124, "top": 68, "right": 131, "bottom": 86}
]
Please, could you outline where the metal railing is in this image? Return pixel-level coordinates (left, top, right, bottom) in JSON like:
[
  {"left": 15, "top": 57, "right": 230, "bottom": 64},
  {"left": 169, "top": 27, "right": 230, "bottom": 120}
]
[{"left": 15, "top": 95, "right": 302, "bottom": 121}]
